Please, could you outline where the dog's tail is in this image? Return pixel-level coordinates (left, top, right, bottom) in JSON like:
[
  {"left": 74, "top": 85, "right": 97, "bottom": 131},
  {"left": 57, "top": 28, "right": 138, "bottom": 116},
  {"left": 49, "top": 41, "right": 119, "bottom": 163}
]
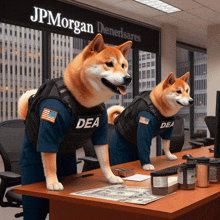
[
  {"left": 107, "top": 105, "right": 125, "bottom": 124},
  {"left": 18, "top": 89, "right": 38, "bottom": 119}
]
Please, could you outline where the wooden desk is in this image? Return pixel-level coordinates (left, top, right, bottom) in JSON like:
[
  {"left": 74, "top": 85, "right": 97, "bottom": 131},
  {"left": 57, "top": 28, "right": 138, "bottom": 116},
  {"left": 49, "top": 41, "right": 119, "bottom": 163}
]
[{"left": 14, "top": 146, "right": 220, "bottom": 220}]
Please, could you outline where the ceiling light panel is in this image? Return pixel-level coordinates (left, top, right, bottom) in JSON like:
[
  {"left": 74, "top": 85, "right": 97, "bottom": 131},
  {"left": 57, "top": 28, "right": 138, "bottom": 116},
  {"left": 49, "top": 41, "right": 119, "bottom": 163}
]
[{"left": 134, "top": 0, "right": 182, "bottom": 13}]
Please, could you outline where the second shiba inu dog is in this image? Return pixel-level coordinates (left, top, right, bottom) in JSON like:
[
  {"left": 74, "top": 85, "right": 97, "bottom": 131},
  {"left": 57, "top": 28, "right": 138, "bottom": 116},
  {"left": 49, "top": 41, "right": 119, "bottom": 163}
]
[
  {"left": 108, "top": 72, "right": 193, "bottom": 170},
  {"left": 18, "top": 33, "right": 132, "bottom": 191}
]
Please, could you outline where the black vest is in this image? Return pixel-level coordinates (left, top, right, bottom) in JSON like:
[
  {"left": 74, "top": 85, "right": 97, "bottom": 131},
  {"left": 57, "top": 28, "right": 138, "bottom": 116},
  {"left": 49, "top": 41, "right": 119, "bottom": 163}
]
[
  {"left": 114, "top": 91, "right": 175, "bottom": 145},
  {"left": 25, "top": 77, "right": 105, "bottom": 156}
]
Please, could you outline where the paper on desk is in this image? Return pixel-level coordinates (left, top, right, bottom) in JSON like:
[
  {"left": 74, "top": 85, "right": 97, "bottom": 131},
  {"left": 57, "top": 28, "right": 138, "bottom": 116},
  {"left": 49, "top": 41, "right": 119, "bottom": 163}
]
[
  {"left": 123, "top": 174, "right": 151, "bottom": 182},
  {"left": 70, "top": 185, "right": 175, "bottom": 205}
]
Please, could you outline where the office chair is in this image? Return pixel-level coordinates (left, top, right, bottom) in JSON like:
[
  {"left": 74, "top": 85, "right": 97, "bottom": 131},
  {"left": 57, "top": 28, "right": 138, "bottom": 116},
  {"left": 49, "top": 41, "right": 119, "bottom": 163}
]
[
  {"left": 169, "top": 115, "right": 185, "bottom": 153},
  {"left": 189, "top": 116, "right": 216, "bottom": 149},
  {"left": 204, "top": 116, "right": 216, "bottom": 145},
  {"left": 78, "top": 123, "right": 115, "bottom": 172},
  {"left": 0, "top": 119, "right": 25, "bottom": 218}
]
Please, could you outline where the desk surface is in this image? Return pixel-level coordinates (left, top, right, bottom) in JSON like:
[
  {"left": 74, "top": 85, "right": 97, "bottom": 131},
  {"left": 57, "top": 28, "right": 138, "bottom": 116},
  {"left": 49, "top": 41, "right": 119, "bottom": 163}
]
[{"left": 14, "top": 146, "right": 220, "bottom": 219}]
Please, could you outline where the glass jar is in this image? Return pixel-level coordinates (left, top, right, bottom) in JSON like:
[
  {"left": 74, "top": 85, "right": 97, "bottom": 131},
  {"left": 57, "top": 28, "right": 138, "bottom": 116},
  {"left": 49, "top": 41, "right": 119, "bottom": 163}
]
[
  {"left": 151, "top": 172, "right": 168, "bottom": 195},
  {"left": 185, "top": 162, "right": 196, "bottom": 189},
  {"left": 178, "top": 162, "right": 196, "bottom": 190},
  {"left": 196, "top": 158, "right": 210, "bottom": 188},
  {"left": 209, "top": 160, "right": 220, "bottom": 183}
]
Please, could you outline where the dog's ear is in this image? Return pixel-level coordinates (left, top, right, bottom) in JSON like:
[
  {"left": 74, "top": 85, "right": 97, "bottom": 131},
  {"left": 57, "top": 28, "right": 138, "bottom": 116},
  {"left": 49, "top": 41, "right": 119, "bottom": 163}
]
[
  {"left": 163, "top": 72, "right": 175, "bottom": 88},
  {"left": 180, "top": 72, "right": 190, "bottom": 84},
  {"left": 116, "top": 41, "right": 132, "bottom": 58},
  {"left": 88, "top": 33, "right": 105, "bottom": 53}
]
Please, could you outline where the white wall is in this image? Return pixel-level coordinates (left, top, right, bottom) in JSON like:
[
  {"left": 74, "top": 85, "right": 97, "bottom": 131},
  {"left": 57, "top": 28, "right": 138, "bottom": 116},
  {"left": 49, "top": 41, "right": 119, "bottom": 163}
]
[{"left": 207, "top": 24, "right": 220, "bottom": 116}]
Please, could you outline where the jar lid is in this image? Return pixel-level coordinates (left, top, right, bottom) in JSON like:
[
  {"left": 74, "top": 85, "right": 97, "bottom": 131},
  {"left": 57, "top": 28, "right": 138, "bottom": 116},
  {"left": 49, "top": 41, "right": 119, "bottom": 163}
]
[
  {"left": 151, "top": 171, "right": 168, "bottom": 177},
  {"left": 187, "top": 158, "right": 195, "bottom": 162},
  {"left": 180, "top": 163, "right": 187, "bottom": 169},
  {"left": 210, "top": 160, "right": 220, "bottom": 166},
  {"left": 196, "top": 157, "right": 210, "bottom": 163},
  {"left": 186, "top": 162, "right": 196, "bottom": 168}
]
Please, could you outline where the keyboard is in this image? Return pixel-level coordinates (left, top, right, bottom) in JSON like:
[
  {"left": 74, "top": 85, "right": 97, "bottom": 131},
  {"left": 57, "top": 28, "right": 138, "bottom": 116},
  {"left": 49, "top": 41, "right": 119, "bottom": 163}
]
[{"left": 152, "top": 165, "right": 181, "bottom": 176}]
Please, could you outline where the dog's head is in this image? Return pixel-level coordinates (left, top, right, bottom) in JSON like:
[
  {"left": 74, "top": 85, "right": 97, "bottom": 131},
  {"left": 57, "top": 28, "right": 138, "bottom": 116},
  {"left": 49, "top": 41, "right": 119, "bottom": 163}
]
[
  {"left": 162, "top": 72, "right": 194, "bottom": 107},
  {"left": 80, "top": 34, "right": 132, "bottom": 95}
]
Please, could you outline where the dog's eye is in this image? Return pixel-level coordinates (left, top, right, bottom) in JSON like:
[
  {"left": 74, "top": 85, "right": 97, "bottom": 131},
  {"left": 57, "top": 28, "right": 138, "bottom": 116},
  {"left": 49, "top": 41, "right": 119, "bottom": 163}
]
[
  {"left": 122, "top": 63, "right": 125, "bottom": 68},
  {"left": 186, "top": 89, "right": 189, "bottom": 93},
  {"left": 176, "top": 90, "right": 182, "bottom": 94},
  {"left": 105, "top": 62, "right": 114, "bottom": 68}
]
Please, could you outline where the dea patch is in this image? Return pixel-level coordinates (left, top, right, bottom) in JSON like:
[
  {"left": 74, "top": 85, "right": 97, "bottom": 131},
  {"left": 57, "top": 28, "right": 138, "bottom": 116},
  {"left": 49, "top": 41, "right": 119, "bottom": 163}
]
[
  {"left": 76, "top": 117, "right": 99, "bottom": 129},
  {"left": 160, "top": 121, "right": 174, "bottom": 129}
]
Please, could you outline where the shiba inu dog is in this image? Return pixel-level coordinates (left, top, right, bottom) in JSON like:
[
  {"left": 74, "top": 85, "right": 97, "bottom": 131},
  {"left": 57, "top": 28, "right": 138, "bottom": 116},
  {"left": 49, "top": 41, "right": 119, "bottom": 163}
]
[
  {"left": 108, "top": 72, "right": 193, "bottom": 170},
  {"left": 18, "top": 33, "right": 132, "bottom": 190}
]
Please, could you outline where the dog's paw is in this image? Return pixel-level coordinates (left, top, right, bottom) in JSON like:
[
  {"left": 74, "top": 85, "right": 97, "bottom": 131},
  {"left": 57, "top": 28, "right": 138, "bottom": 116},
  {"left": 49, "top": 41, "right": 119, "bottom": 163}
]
[
  {"left": 107, "top": 175, "right": 124, "bottom": 184},
  {"left": 143, "top": 164, "right": 155, "bottom": 171},
  {"left": 167, "top": 154, "right": 178, "bottom": 160},
  {"left": 46, "top": 181, "right": 64, "bottom": 191}
]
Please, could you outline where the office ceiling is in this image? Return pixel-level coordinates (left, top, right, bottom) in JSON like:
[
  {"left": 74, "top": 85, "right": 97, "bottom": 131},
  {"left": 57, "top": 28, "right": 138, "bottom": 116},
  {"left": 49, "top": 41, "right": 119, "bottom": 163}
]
[{"left": 72, "top": 0, "right": 220, "bottom": 48}]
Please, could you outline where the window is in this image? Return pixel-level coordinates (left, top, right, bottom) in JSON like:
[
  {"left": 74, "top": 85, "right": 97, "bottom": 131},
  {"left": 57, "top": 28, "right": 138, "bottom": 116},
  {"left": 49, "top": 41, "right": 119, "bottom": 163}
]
[
  {"left": 139, "top": 51, "right": 156, "bottom": 93},
  {"left": 0, "top": 23, "right": 42, "bottom": 122},
  {"left": 177, "top": 46, "right": 207, "bottom": 140}
]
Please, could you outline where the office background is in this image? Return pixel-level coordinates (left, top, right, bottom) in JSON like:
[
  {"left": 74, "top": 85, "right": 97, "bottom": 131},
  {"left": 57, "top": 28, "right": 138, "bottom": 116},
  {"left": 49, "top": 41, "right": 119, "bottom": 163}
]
[{"left": 2, "top": 1, "right": 220, "bottom": 219}]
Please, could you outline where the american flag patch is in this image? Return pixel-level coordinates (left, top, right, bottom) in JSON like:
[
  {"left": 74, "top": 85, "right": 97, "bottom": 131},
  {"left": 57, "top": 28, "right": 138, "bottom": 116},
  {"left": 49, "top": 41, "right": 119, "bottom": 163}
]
[
  {"left": 41, "top": 108, "right": 58, "bottom": 123},
  {"left": 139, "top": 116, "right": 150, "bottom": 125}
]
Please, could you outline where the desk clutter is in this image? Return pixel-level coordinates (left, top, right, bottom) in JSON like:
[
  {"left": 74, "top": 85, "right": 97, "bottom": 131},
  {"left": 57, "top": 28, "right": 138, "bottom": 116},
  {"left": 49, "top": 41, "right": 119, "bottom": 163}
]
[
  {"left": 70, "top": 157, "right": 220, "bottom": 205},
  {"left": 150, "top": 156, "right": 220, "bottom": 196}
]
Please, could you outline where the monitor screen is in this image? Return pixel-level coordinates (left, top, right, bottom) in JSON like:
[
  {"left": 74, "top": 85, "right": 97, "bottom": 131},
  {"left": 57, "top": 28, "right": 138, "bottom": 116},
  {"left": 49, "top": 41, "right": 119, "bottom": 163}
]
[{"left": 214, "top": 90, "right": 220, "bottom": 158}]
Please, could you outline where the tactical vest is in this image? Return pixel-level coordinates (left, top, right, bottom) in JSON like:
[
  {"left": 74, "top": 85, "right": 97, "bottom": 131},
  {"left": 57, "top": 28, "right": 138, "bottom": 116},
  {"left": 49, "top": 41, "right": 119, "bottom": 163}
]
[
  {"left": 114, "top": 91, "right": 175, "bottom": 145},
  {"left": 25, "top": 77, "right": 105, "bottom": 156}
]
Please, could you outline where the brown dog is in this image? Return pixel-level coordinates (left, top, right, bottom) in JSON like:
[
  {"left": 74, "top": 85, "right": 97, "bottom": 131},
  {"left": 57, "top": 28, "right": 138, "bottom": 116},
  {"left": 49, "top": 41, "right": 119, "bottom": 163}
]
[{"left": 18, "top": 34, "right": 132, "bottom": 190}]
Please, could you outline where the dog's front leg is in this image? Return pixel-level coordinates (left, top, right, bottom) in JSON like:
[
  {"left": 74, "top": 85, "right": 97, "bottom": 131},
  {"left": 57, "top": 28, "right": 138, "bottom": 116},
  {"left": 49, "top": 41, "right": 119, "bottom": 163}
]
[
  {"left": 94, "top": 144, "right": 123, "bottom": 184},
  {"left": 162, "top": 139, "right": 177, "bottom": 160},
  {"left": 41, "top": 152, "right": 64, "bottom": 190}
]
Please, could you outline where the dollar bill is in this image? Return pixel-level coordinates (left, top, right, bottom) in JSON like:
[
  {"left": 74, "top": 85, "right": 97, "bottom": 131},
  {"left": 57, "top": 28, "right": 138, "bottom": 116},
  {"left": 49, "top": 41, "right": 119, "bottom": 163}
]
[{"left": 70, "top": 185, "right": 175, "bottom": 205}]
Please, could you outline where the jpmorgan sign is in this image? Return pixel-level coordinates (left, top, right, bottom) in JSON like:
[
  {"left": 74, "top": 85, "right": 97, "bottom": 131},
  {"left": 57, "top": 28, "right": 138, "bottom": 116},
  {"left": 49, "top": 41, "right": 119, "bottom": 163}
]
[
  {"left": 1, "top": 0, "right": 160, "bottom": 53},
  {"left": 30, "top": 7, "right": 94, "bottom": 35}
]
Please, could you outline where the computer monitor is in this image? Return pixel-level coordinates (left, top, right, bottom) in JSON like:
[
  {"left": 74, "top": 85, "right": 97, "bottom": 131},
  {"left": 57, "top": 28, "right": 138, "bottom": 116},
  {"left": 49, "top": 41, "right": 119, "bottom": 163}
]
[{"left": 214, "top": 90, "right": 220, "bottom": 158}]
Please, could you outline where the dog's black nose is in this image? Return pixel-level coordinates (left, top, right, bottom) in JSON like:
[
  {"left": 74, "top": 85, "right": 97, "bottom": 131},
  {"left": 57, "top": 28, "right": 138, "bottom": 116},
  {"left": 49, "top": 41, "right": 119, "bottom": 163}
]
[
  {"left": 189, "top": 99, "right": 194, "bottom": 105},
  {"left": 123, "top": 76, "right": 132, "bottom": 85}
]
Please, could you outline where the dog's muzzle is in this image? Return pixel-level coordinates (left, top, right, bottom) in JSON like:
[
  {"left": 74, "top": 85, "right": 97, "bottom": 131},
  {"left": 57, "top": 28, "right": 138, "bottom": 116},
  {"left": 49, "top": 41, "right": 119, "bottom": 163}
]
[
  {"left": 177, "top": 99, "right": 194, "bottom": 107},
  {"left": 101, "top": 76, "right": 132, "bottom": 95}
]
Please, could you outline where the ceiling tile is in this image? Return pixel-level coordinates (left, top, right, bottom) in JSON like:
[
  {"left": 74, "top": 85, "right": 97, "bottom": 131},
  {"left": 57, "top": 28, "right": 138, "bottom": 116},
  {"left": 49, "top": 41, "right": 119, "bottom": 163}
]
[
  {"left": 75, "top": 0, "right": 126, "bottom": 4},
  {"left": 163, "top": 0, "right": 203, "bottom": 10},
  {"left": 194, "top": 0, "right": 220, "bottom": 13},
  {"left": 115, "top": 1, "right": 165, "bottom": 17},
  {"left": 169, "top": 11, "right": 213, "bottom": 27},
  {"left": 187, "top": 6, "right": 220, "bottom": 24}
]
